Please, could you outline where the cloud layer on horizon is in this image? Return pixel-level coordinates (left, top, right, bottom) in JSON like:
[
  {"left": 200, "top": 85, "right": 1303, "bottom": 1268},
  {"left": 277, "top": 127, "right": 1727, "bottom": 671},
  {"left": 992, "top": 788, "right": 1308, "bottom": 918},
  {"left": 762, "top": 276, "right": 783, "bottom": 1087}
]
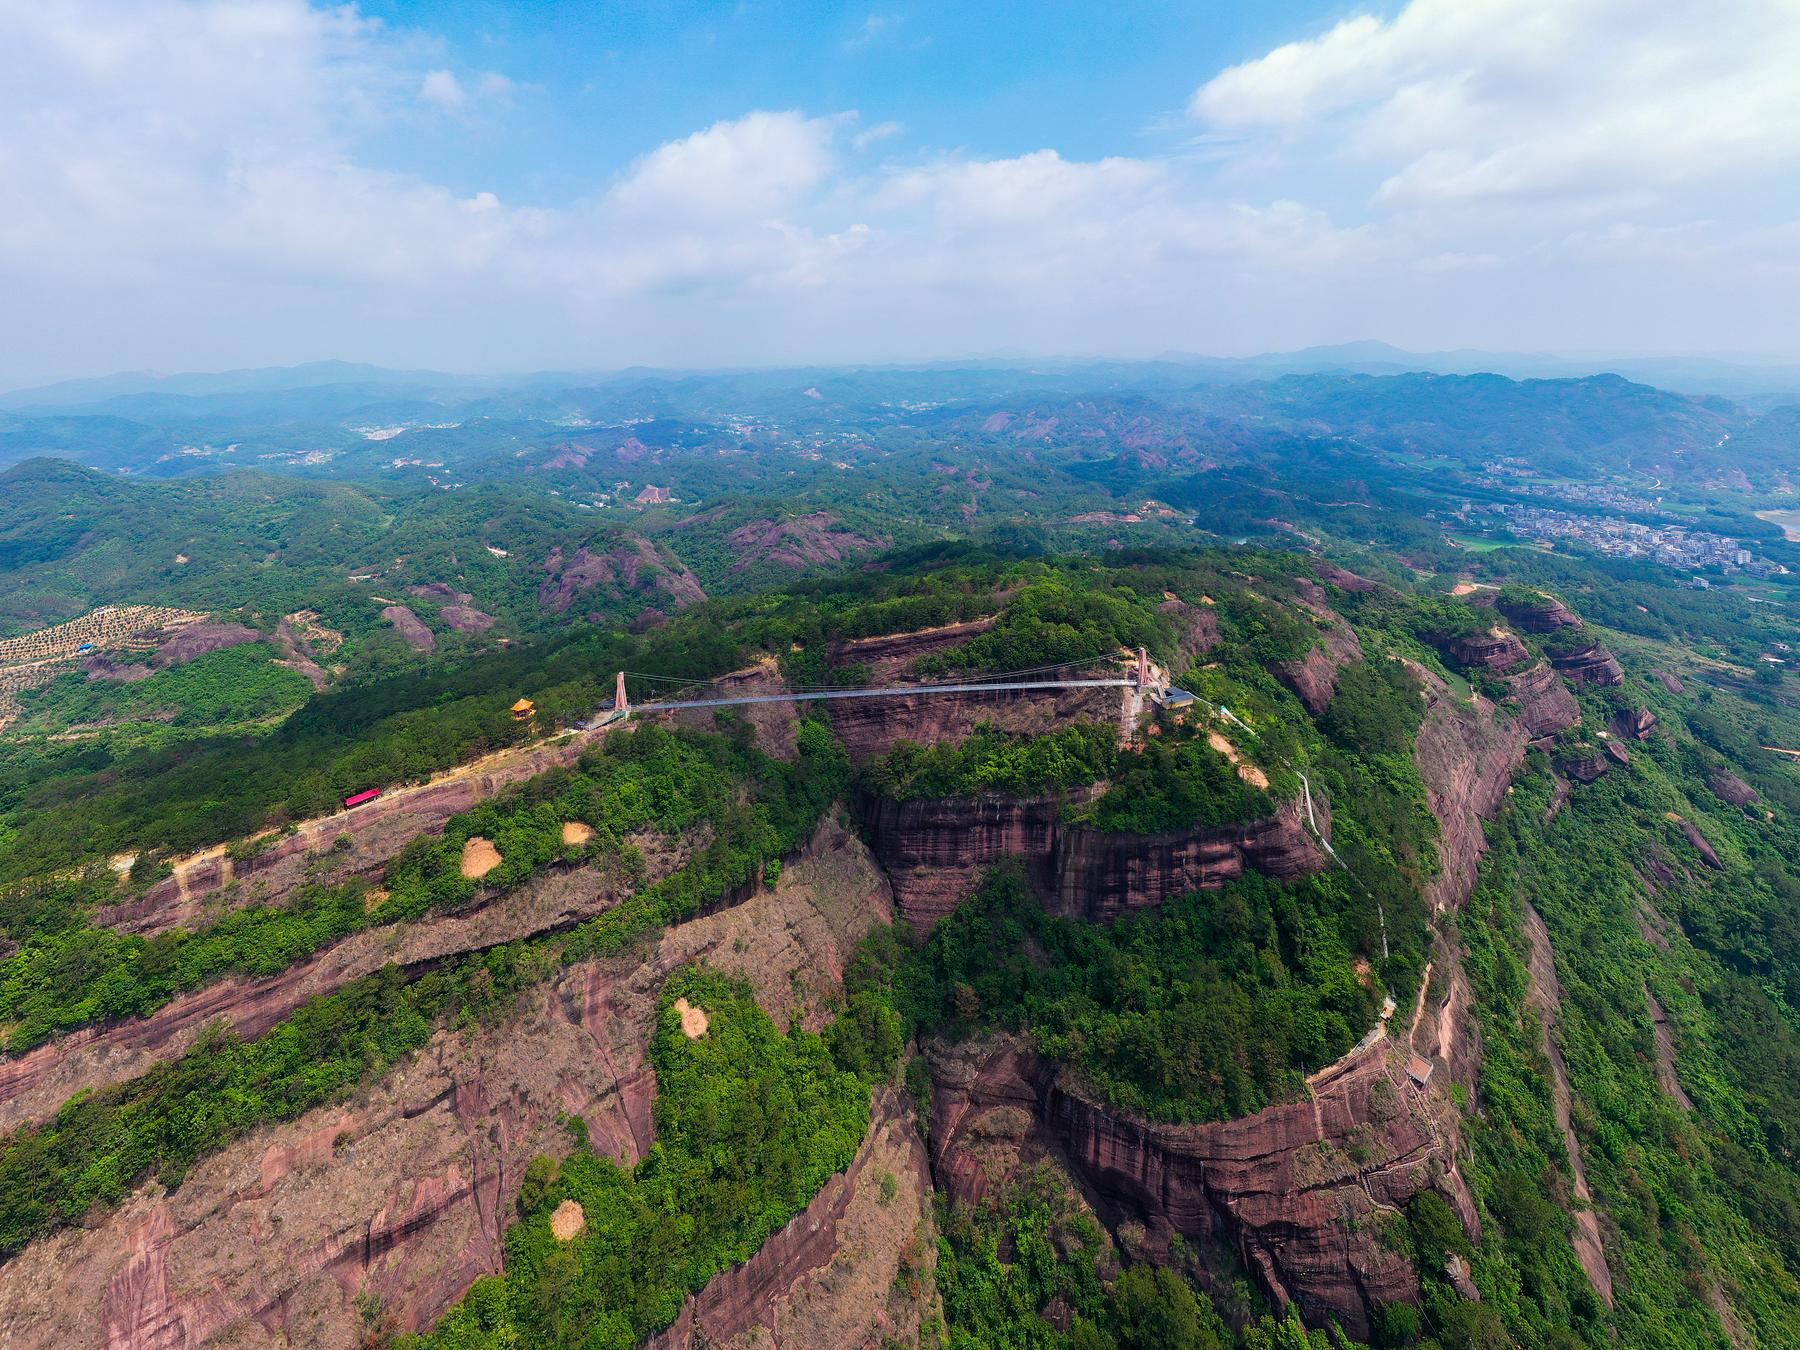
[{"left": 2, "top": 0, "right": 1798, "bottom": 383}]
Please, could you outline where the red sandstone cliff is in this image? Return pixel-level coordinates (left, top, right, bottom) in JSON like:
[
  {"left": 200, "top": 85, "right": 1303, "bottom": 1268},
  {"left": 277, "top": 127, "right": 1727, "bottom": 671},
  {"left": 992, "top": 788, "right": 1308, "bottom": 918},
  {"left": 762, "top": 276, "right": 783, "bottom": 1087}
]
[
  {"left": 1412, "top": 662, "right": 1574, "bottom": 912},
  {"left": 1501, "top": 660, "right": 1581, "bottom": 741},
  {"left": 2, "top": 593, "right": 1608, "bottom": 1345},
  {"left": 907, "top": 641, "right": 1542, "bottom": 1338},
  {"left": 1048, "top": 795, "right": 1329, "bottom": 922},
  {"left": 0, "top": 822, "right": 915, "bottom": 1350},
  {"left": 828, "top": 683, "right": 1124, "bottom": 766},
  {"left": 832, "top": 616, "right": 999, "bottom": 683},
  {"left": 927, "top": 1033, "right": 1468, "bottom": 1341},
  {"left": 100, "top": 733, "right": 600, "bottom": 936},
  {"left": 651, "top": 656, "right": 800, "bottom": 760},
  {"left": 853, "top": 787, "right": 1084, "bottom": 926},
  {"left": 1497, "top": 592, "right": 1582, "bottom": 633},
  {"left": 1274, "top": 591, "right": 1364, "bottom": 715},
  {"left": 647, "top": 1090, "right": 935, "bottom": 1350},
  {"left": 0, "top": 830, "right": 694, "bottom": 1136},
  {"left": 854, "top": 787, "right": 1328, "bottom": 928},
  {"left": 1450, "top": 628, "right": 1529, "bottom": 672},
  {"left": 1551, "top": 643, "right": 1625, "bottom": 687}
]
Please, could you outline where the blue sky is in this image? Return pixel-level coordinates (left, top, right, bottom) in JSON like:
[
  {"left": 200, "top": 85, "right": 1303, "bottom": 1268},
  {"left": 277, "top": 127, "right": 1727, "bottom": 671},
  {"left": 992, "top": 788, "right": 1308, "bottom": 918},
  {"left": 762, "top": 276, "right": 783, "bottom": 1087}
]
[
  {"left": 2, "top": 0, "right": 1798, "bottom": 384},
  {"left": 350, "top": 2, "right": 1312, "bottom": 201}
]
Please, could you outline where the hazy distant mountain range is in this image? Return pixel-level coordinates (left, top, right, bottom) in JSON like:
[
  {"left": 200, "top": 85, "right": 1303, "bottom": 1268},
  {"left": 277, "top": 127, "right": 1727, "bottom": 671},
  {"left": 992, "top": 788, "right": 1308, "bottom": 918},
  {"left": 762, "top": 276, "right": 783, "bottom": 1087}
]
[{"left": 7, "top": 341, "right": 1800, "bottom": 414}]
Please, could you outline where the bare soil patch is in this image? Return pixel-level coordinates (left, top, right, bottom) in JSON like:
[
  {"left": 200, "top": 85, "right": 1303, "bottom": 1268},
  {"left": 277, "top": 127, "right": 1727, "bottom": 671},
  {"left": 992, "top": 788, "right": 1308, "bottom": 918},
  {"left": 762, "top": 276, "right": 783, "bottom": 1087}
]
[
  {"left": 562, "top": 821, "right": 595, "bottom": 846},
  {"left": 460, "top": 836, "right": 502, "bottom": 879},
  {"left": 1208, "top": 730, "right": 1270, "bottom": 789},
  {"left": 551, "top": 1199, "right": 586, "bottom": 1241},
  {"left": 673, "top": 997, "right": 709, "bottom": 1038}
]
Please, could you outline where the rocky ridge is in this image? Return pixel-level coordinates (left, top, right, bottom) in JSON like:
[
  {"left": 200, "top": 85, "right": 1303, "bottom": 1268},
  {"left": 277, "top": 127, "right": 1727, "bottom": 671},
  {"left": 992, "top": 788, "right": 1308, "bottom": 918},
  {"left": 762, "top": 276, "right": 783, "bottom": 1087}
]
[
  {"left": 99, "top": 734, "right": 600, "bottom": 936},
  {"left": 0, "top": 821, "right": 916, "bottom": 1350},
  {"left": 0, "top": 589, "right": 1610, "bottom": 1343},
  {"left": 926, "top": 1030, "right": 1469, "bottom": 1342},
  {"left": 854, "top": 787, "right": 1328, "bottom": 928},
  {"left": 1551, "top": 642, "right": 1626, "bottom": 687}
]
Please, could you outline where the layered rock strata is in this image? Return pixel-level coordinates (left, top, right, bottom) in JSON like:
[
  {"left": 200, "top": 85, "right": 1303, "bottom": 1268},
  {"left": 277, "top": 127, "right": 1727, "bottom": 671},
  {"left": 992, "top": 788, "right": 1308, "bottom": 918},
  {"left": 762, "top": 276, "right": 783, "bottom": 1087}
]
[
  {"left": 1449, "top": 629, "right": 1529, "bottom": 671},
  {"left": 0, "top": 831, "right": 693, "bottom": 1135},
  {"left": 1413, "top": 667, "right": 1543, "bottom": 912},
  {"left": 1497, "top": 593, "right": 1582, "bottom": 633},
  {"left": 928, "top": 1034, "right": 1468, "bottom": 1341},
  {"left": 855, "top": 788, "right": 1328, "bottom": 928},
  {"left": 99, "top": 733, "right": 601, "bottom": 936},
  {"left": 1551, "top": 643, "right": 1625, "bottom": 687},
  {"left": 828, "top": 684, "right": 1123, "bottom": 766},
  {"left": 1502, "top": 661, "right": 1581, "bottom": 740},
  {"left": 1274, "top": 594, "right": 1364, "bottom": 715},
  {"left": 647, "top": 1091, "right": 933, "bottom": 1350},
  {"left": 0, "top": 821, "right": 897, "bottom": 1350}
]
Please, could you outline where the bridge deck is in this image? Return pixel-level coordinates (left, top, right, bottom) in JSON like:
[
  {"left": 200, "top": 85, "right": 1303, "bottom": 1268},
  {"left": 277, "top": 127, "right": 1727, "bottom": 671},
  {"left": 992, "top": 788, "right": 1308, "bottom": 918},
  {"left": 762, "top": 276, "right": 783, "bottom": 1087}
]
[{"left": 631, "top": 677, "right": 1134, "bottom": 714}]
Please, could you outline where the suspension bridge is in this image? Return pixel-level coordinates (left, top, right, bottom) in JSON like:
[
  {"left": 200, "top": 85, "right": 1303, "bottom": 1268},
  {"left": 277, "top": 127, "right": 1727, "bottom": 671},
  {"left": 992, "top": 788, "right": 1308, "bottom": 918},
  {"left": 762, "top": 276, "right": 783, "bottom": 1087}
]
[
  {"left": 576, "top": 643, "right": 1390, "bottom": 996},
  {"left": 576, "top": 648, "right": 1168, "bottom": 728}
]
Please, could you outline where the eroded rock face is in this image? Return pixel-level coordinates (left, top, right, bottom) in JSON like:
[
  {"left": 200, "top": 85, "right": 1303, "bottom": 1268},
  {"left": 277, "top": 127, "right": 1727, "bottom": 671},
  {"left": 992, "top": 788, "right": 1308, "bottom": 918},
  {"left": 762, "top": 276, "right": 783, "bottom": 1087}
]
[
  {"left": 1502, "top": 661, "right": 1581, "bottom": 740},
  {"left": 1520, "top": 904, "right": 1615, "bottom": 1306},
  {"left": 653, "top": 657, "right": 800, "bottom": 761},
  {"left": 1646, "top": 990, "right": 1694, "bottom": 1111},
  {"left": 147, "top": 622, "right": 261, "bottom": 667},
  {"left": 1158, "top": 597, "right": 1221, "bottom": 669},
  {"left": 1708, "top": 768, "right": 1759, "bottom": 806},
  {"left": 648, "top": 1091, "right": 933, "bottom": 1350},
  {"left": 928, "top": 1035, "right": 1467, "bottom": 1341},
  {"left": 1449, "top": 629, "right": 1529, "bottom": 672},
  {"left": 1050, "top": 796, "right": 1329, "bottom": 923},
  {"left": 1411, "top": 666, "right": 1532, "bottom": 912},
  {"left": 854, "top": 788, "right": 1082, "bottom": 927},
  {"left": 1314, "top": 562, "right": 1379, "bottom": 593},
  {"left": 409, "top": 583, "right": 497, "bottom": 635},
  {"left": 538, "top": 537, "right": 705, "bottom": 613},
  {"left": 1551, "top": 643, "right": 1625, "bottom": 687},
  {"left": 1557, "top": 750, "right": 1612, "bottom": 784},
  {"left": 855, "top": 788, "right": 1327, "bottom": 929},
  {"left": 0, "top": 821, "right": 895, "bottom": 1350},
  {"left": 1670, "top": 814, "right": 1725, "bottom": 870},
  {"left": 831, "top": 616, "right": 999, "bottom": 683},
  {"left": 1497, "top": 593, "right": 1582, "bottom": 633},
  {"left": 1610, "top": 706, "right": 1657, "bottom": 741},
  {"left": 0, "top": 834, "right": 688, "bottom": 1136},
  {"left": 913, "top": 653, "right": 1531, "bottom": 1337},
  {"left": 82, "top": 654, "right": 154, "bottom": 681},
  {"left": 718, "top": 512, "right": 887, "bottom": 575},
  {"left": 99, "top": 733, "right": 604, "bottom": 936},
  {"left": 1274, "top": 597, "right": 1364, "bottom": 715},
  {"left": 380, "top": 604, "right": 436, "bottom": 651},
  {"left": 828, "top": 684, "right": 1123, "bottom": 767}
]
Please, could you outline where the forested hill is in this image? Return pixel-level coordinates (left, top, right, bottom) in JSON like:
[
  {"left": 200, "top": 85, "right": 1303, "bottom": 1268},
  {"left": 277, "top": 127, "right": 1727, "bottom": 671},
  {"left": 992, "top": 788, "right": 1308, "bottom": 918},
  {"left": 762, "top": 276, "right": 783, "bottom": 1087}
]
[{"left": 3, "top": 358, "right": 1800, "bottom": 1348}]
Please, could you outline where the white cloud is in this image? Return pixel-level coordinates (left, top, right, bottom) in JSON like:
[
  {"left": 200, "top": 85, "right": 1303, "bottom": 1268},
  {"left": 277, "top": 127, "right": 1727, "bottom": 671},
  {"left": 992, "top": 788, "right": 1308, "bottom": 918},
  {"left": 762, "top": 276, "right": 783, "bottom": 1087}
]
[
  {"left": 608, "top": 111, "right": 839, "bottom": 221},
  {"left": 852, "top": 120, "right": 903, "bottom": 151},
  {"left": 1, "top": 0, "right": 1799, "bottom": 382},
  {"left": 420, "top": 66, "right": 512, "bottom": 113},
  {"left": 844, "top": 13, "right": 904, "bottom": 53},
  {"left": 1193, "top": 0, "right": 1800, "bottom": 212},
  {"left": 419, "top": 68, "right": 463, "bottom": 109}
]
